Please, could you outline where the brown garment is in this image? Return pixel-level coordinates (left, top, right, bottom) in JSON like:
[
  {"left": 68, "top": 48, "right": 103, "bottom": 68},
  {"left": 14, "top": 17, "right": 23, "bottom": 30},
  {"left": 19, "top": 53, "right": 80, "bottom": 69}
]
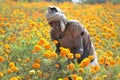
[{"left": 50, "top": 20, "right": 95, "bottom": 63}]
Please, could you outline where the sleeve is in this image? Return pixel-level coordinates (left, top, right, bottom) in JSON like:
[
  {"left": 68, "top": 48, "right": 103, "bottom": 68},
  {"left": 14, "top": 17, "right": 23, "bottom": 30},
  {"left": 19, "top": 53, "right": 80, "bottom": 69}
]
[{"left": 70, "top": 22, "right": 85, "bottom": 38}]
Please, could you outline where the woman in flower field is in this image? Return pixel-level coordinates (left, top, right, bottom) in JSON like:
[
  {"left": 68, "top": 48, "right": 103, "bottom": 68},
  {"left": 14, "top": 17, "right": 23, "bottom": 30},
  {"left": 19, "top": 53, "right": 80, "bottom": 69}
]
[{"left": 45, "top": 6, "right": 99, "bottom": 66}]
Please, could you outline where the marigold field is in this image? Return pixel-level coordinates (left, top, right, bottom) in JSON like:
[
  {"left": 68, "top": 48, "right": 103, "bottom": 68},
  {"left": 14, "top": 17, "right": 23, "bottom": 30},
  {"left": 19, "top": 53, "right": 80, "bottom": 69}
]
[{"left": 0, "top": 0, "right": 120, "bottom": 80}]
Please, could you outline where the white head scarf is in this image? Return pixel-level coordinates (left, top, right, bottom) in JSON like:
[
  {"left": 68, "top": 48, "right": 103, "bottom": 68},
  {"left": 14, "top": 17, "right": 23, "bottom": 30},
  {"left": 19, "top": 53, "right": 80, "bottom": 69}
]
[{"left": 46, "top": 6, "right": 68, "bottom": 32}]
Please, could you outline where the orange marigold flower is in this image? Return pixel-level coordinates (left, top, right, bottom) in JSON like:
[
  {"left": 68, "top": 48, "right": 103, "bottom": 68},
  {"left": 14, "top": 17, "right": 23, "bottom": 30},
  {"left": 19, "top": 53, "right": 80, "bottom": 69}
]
[
  {"left": 32, "top": 63, "right": 40, "bottom": 69},
  {"left": 88, "top": 55, "right": 94, "bottom": 61},
  {"left": 53, "top": 40, "right": 59, "bottom": 44},
  {"left": 79, "top": 58, "right": 90, "bottom": 68},
  {"left": 37, "top": 38, "right": 46, "bottom": 46},
  {"left": 44, "top": 52, "right": 51, "bottom": 58},
  {"left": 7, "top": 69, "right": 13, "bottom": 74},
  {"left": 44, "top": 43, "right": 50, "bottom": 50},
  {"left": 11, "top": 67, "right": 19, "bottom": 72},
  {"left": 60, "top": 48, "right": 68, "bottom": 58},
  {"left": 109, "top": 59, "right": 116, "bottom": 66},
  {"left": 67, "top": 63, "right": 74, "bottom": 70},
  {"left": 71, "top": 74, "right": 78, "bottom": 80},
  {"left": 10, "top": 77, "right": 18, "bottom": 80},
  {"left": 0, "top": 72, "right": 4, "bottom": 78},
  {"left": 34, "top": 45, "right": 41, "bottom": 51},
  {"left": 67, "top": 53, "right": 73, "bottom": 59},
  {"left": 63, "top": 77, "right": 69, "bottom": 80},
  {"left": 98, "top": 57, "right": 105, "bottom": 64},
  {"left": 75, "top": 53, "right": 81, "bottom": 59},
  {"left": 9, "top": 62, "right": 15, "bottom": 68},
  {"left": 0, "top": 56, "right": 5, "bottom": 62},
  {"left": 35, "top": 58, "right": 40, "bottom": 63}
]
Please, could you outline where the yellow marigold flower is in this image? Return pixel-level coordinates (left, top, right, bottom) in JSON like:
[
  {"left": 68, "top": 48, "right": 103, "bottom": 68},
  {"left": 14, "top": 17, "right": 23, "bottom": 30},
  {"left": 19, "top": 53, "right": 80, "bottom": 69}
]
[
  {"left": 9, "top": 62, "right": 15, "bottom": 68},
  {"left": 11, "top": 66, "right": 19, "bottom": 72},
  {"left": 53, "top": 40, "right": 59, "bottom": 44},
  {"left": 98, "top": 57, "right": 105, "bottom": 64},
  {"left": 75, "top": 53, "right": 81, "bottom": 59},
  {"left": 6, "top": 23, "right": 11, "bottom": 27},
  {"left": 32, "top": 63, "right": 40, "bottom": 69},
  {"left": 44, "top": 43, "right": 50, "bottom": 50},
  {"left": 106, "top": 51, "right": 113, "bottom": 57},
  {"left": 117, "top": 73, "right": 120, "bottom": 78},
  {"left": 0, "top": 72, "right": 4, "bottom": 78},
  {"left": 37, "top": 38, "right": 46, "bottom": 46},
  {"left": 90, "top": 69, "right": 96, "bottom": 74},
  {"left": 58, "top": 78, "right": 63, "bottom": 80},
  {"left": 76, "top": 76, "right": 83, "bottom": 80},
  {"left": 102, "top": 75, "right": 107, "bottom": 79},
  {"left": 25, "top": 57, "right": 30, "bottom": 62},
  {"left": 67, "top": 53, "right": 73, "bottom": 59},
  {"left": 71, "top": 74, "right": 78, "bottom": 80},
  {"left": 4, "top": 44, "right": 10, "bottom": 49},
  {"left": 29, "top": 70, "right": 35, "bottom": 75},
  {"left": 78, "top": 68, "right": 85, "bottom": 73},
  {"left": 50, "top": 52, "right": 58, "bottom": 58},
  {"left": 91, "top": 65, "right": 100, "bottom": 71},
  {"left": 0, "top": 56, "right": 5, "bottom": 62},
  {"left": 10, "top": 77, "right": 18, "bottom": 80},
  {"left": 67, "top": 63, "right": 74, "bottom": 70},
  {"left": 95, "top": 77, "right": 101, "bottom": 80},
  {"left": 88, "top": 55, "right": 94, "bottom": 61}
]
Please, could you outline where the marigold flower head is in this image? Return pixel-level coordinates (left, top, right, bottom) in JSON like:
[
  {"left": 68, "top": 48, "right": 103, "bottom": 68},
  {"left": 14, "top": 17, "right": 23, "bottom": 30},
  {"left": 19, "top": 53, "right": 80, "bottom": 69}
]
[
  {"left": 63, "top": 77, "right": 69, "bottom": 80},
  {"left": 44, "top": 51, "right": 51, "bottom": 58},
  {"left": 53, "top": 40, "right": 59, "bottom": 44},
  {"left": 67, "top": 53, "right": 73, "bottom": 59},
  {"left": 55, "top": 63, "right": 60, "bottom": 68},
  {"left": 35, "top": 58, "right": 41, "bottom": 63},
  {"left": 0, "top": 56, "right": 5, "bottom": 62},
  {"left": 34, "top": 45, "right": 41, "bottom": 51},
  {"left": 79, "top": 58, "right": 90, "bottom": 68},
  {"left": 32, "top": 63, "right": 40, "bottom": 69},
  {"left": 10, "top": 77, "right": 18, "bottom": 80},
  {"left": 60, "top": 48, "right": 69, "bottom": 58},
  {"left": 58, "top": 78, "right": 63, "bottom": 80},
  {"left": 88, "top": 55, "right": 94, "bottom": 61},
  {"left": 7, "top": 69, "right": 13, "bottom": 74},
  {"left": 78, "top": 68, "right": 85, "bottom": 73},
  {"left": 75, "top": 54, "right": 81, "bottom": 59},
  {"left": 76, "top": 76, "right": 83, "bottom": 80},
  {"left": 109, "top": 59, "right": 116, "bottom": 66},
  {"left": 71, "top": 74, "right": 78, "bottom": 80},
  {"left": 67, "top": 63, "right": 74, "bottom": 70},
  {"left": 102, "top": 75, "right": 107, "bottom": 79},
  {"left": 37, "top": 38, "right": 46, "bottom": 45},
  {"left": 10, "top": 66, "right": 19, "bottom": 72},
  {"left": 98, "top": 57, "right": 105, "bottom": 64},
  {"left": 29, "top": 70, "right": 35, "bottom": 75},
  {"left": 9, "top": 62, "right": 15, "bottom": 68},
  {"left": 44, "top": 43, "right": 51, "bottom": 50},
  {"left": 0, "top": 72, "right": 4, "bottom": 78}
]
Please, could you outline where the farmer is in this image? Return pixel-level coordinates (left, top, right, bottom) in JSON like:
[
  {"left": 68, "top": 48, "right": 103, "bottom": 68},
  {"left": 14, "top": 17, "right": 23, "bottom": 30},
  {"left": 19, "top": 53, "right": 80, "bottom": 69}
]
[{"left": 45, "top": 6, "right": 99, "bottom": 66}]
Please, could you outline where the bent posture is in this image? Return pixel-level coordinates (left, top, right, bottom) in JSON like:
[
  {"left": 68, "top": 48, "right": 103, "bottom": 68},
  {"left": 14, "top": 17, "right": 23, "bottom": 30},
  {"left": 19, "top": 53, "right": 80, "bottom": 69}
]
[{"left": 46, "top": 6, "right": 98, "bottom": 65}]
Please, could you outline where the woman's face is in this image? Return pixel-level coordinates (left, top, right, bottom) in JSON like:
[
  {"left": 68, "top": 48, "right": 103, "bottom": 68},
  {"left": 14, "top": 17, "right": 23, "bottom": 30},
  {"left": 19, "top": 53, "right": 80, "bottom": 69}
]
[{"left": 49, "top": 21, "right": 61, "bottom": 31}]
